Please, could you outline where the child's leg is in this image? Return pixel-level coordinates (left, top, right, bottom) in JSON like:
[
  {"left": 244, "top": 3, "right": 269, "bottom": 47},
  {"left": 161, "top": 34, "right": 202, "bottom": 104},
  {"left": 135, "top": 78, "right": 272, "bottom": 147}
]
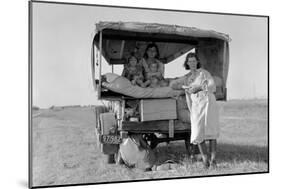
[
  {"left": 159, "top": 79, "right": 168, "bottom": 87},
  {"left": 136, "top": 79, "right": 146, "bottom": 88},
  {"left": 197, "top": 141, "right": 209, "bottom": 168},
  {"left": 135, "top": 79, "right": 142, "bottom": 86},
  {"left": 131, "top": 79, "right": 137, "bottom": 85},
  {"left": 143, "top": 80, "right": 151, "bottom": 87}
]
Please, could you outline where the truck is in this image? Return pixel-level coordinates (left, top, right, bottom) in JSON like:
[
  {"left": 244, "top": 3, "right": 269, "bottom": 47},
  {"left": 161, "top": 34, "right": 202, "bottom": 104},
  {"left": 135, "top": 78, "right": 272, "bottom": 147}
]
[{"left": 91, "top": 21, "right": 230, "bottom": 163}]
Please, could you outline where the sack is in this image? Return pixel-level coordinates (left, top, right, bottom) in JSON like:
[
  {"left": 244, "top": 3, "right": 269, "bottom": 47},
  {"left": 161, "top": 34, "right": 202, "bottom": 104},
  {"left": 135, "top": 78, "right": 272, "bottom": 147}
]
[{"left": 119, "top": 134, "right": 156, "bottom": 170}]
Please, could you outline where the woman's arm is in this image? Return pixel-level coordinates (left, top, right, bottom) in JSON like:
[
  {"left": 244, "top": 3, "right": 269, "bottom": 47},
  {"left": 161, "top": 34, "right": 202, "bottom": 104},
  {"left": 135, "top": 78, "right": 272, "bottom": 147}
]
[
  {"left": 146, "top": 71, "right": 161, "bottom": 78},
  {"left": 201, "top": 70, "right": 216, "bottom": 93},
  {"left": 140, "top": 58, "right": 149, "bottom": 73},
  {"left": 169, "top": 76, "right": 186, "bottom": 90},
  {"left": 157, "top": 60, "right": 165, "bottom": 78}
]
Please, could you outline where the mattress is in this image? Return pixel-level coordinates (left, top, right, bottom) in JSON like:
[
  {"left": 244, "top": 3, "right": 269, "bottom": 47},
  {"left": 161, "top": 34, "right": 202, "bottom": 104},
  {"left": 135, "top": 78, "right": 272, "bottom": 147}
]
[{"left": 102, "top": 73, "right": 184, "bottom": 99}]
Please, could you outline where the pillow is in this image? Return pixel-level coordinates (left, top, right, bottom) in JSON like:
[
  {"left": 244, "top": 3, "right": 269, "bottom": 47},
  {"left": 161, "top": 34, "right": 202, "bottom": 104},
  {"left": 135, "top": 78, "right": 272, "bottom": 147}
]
[{"left": 104, "top": 73, "right": 122, "bottom": 83}]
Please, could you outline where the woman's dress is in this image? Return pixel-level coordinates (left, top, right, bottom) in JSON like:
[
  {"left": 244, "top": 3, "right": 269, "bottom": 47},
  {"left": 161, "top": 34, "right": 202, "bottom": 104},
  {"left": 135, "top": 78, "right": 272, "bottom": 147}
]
[{"left": 170, "top": 68, "right": 219, "bottom": 144}]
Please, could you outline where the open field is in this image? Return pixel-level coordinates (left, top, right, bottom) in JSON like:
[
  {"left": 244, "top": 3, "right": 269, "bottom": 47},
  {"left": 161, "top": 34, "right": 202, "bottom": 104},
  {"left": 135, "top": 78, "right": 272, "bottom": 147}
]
[{"left": 31, "top": 99, "right": 268, "bottom": 187}]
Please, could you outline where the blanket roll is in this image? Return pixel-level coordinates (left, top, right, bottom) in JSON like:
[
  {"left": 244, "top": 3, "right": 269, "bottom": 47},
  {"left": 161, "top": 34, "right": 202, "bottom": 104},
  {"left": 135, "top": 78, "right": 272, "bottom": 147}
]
[{"left": 102, "top": 73, "right": 184, "bottom": 98}]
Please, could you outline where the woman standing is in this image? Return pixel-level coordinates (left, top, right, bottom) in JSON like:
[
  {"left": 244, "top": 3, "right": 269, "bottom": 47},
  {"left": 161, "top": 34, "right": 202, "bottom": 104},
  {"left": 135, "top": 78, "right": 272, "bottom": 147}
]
[{"left": 170, "top": 52, "right": 220, "bottom": 168}]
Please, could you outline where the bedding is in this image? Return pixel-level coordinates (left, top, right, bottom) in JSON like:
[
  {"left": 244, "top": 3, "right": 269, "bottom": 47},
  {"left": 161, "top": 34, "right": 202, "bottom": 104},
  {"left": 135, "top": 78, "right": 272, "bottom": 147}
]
[
  {"left": 102, "top": 73, "right": 184, "bottom": 98},
  {"left": 101, "top": 73, "right": 223, "bottom": 124}
]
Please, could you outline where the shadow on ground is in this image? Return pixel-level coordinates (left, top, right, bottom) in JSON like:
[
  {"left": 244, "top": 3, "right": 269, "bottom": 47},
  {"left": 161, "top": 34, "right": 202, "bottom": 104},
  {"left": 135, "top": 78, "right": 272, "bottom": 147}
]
[{"left": 155, "top": 142, "right": 268, "bottom": 164}]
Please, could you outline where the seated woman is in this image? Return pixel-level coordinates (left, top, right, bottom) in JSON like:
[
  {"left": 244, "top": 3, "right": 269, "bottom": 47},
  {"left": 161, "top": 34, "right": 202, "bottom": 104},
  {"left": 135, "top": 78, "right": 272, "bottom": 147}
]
[
  {"left": 122, "top": 54, "right": 147, "bottom": 88},
  {"left": 139, "top": 43, "right": 168, "bottom": 88}
]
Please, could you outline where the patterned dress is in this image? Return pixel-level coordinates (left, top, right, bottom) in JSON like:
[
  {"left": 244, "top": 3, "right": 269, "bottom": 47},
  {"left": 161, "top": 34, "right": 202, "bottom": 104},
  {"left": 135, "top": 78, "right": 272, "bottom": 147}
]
[
  {"left": 170, "top": 68, "right": 219, "bottom": 144},
  {"left": 122, "top": 64, "right": 144, "bottom": 81}
]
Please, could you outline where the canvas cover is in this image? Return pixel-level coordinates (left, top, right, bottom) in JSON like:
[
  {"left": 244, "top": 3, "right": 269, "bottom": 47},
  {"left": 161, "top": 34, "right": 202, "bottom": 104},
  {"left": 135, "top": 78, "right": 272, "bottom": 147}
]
[
  {"left": 93, "top": 21, "right": 230, "bottom": 64},
  {"left": 95, "top": 22, "right": 230, "bottom": 42},
  {"left": 92, "top": 21, "right": 230, "bottom": 100}
]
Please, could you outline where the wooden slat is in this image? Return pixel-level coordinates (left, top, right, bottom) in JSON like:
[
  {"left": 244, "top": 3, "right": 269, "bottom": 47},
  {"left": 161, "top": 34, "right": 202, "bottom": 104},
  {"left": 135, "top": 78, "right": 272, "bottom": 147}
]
[
  {"left": 101, "top": 30, "right": 199, "bottom": 44},
  {"left": 120, "top": 120, "right": 190, "bottom": 133},
  {"left": 119, "top": 40, "right": 125, "bottom": 59},
  {"left": 109, "top": 58, "right": 126, "bottom": 65},
  {"left": 140, "top": 99, "right": 177, "bottom": 122}
]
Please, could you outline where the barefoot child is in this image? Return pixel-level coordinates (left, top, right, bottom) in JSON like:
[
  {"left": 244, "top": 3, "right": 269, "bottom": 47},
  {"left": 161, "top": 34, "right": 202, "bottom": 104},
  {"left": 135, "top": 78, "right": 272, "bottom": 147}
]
[{"left": 145, "top": 62, "right": 168, "bottom": 88}]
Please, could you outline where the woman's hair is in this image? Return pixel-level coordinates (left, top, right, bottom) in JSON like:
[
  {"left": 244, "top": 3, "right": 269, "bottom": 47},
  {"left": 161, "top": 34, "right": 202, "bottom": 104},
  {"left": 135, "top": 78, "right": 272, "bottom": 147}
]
[
  {"left": 143, "top": 43, "right": 160, "bottom": 59},
  {"left": 183, "top": 52, "right": 201, "bottom": 70},
  {"left": 128, "top": 55, "right": 137, "bottom": 62}
]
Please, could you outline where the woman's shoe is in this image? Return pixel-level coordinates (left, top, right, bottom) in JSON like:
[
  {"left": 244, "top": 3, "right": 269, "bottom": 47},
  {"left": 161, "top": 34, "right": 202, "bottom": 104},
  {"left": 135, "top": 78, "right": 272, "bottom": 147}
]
[
  {"left": 210, "top": 160, "right": 217, "bottom": 168},
  {"left": 203, "top": 160, "right": 210, "bottom": 169},
  {"left": 188, "top": 154, "right": 196, "bottom": 163},
  {"left": 202, "top": 155, "right": 210, "bottom": 169}
]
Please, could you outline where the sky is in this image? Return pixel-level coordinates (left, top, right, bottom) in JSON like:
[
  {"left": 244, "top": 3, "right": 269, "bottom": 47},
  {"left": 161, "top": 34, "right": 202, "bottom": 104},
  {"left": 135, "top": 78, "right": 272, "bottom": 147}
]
[{"left": 32, "top": 2, "right": 268, "bottom": 108}]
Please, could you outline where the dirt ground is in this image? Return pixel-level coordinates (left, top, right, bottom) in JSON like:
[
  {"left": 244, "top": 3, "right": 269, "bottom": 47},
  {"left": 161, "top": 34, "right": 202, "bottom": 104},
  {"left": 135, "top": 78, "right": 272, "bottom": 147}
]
[{"left": 31, "top": 100, "right": 268, "bottom": 187}]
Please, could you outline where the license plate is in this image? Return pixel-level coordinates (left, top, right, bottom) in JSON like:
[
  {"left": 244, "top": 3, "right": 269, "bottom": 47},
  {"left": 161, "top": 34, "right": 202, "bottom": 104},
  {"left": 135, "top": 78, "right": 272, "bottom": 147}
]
[{"left": 100, "top": 135, "right": 122, "bottom": 144}]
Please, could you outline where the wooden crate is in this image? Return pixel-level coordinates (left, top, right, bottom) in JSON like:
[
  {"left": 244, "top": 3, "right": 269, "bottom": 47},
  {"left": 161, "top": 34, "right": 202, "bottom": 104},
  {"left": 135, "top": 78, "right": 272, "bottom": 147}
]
[{"left": 140, "top": 99, "right": 177, "bottom": 122}]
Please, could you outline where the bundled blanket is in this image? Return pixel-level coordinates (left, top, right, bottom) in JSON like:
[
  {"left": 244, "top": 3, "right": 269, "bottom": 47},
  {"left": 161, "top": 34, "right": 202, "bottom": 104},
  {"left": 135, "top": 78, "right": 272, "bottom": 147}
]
[{"left": 102, "top": 73, "right": 184, "bottom": 98}]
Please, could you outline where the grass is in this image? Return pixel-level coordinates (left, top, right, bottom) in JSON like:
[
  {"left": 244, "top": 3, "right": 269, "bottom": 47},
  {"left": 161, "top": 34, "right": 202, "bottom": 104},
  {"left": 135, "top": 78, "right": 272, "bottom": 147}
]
[{"left": 31, "top": 99, "right": 268, "bottom": 187}]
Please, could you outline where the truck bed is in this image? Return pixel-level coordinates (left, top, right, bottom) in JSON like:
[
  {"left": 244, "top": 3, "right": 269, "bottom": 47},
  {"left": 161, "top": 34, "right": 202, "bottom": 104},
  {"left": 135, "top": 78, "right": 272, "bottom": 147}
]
[{"left": 120, "top": 120, "right": 191, "bottom": 134}]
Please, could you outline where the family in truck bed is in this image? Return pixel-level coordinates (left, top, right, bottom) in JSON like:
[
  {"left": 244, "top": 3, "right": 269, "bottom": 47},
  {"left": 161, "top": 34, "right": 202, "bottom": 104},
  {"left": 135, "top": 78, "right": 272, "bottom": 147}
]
[
  {"left": 121, "top": 43, "right": 168, "bottom": 88},
  {"left": 119, "top": 42, "right": 219, "bottom": 168}
]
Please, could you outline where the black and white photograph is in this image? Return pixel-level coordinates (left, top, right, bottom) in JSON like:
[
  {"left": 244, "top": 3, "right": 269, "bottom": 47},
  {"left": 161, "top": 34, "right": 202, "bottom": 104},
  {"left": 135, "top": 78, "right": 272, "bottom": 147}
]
[{"left": 29, "top": 1, "right": 268, "bottom": 188}]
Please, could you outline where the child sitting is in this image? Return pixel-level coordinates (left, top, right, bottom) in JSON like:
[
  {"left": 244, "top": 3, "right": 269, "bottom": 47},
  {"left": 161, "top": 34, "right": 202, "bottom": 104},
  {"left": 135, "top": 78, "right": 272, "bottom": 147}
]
[
  {"left": 145, "top": 62, "right": 169, "bottom": 88},
  {"left": 122, "top": 55, "right": 147, "bottom": 87},
  {"left": 148, "top": 76, "right": 161, "bottom": 88}
]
